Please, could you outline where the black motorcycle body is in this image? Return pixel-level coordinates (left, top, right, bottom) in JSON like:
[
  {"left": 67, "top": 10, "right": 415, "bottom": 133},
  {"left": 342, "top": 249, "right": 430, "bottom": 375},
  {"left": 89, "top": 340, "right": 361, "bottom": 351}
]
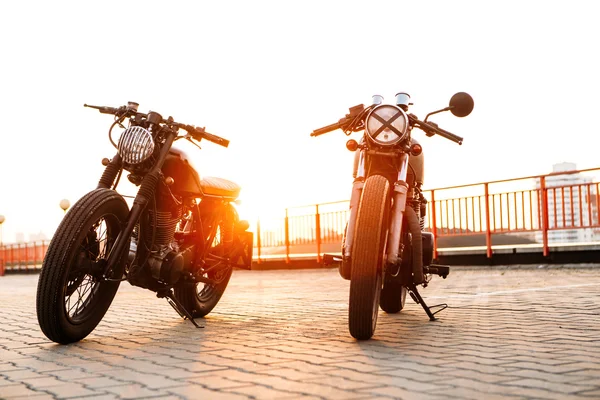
[
  {"left": 36, "top": 102, "right": 253, "bottom": 344},
  {"left": 312, "top": 92, "right": 474, "bottom": 339}
]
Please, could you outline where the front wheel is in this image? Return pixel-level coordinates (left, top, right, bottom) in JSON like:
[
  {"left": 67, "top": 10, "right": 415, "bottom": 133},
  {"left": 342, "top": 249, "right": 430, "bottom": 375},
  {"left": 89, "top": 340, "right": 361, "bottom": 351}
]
[
  {"left": 348, "top": 175, "right": 390, "bottom": 340},
  {"left": 36, "top": 189, "right": 129, "bottom": 344}
]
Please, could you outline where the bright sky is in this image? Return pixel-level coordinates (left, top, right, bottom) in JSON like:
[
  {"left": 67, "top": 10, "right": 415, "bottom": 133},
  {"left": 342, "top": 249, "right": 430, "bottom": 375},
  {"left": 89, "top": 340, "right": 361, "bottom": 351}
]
[{"left": 1, "top": 1, "right": 599, "bottom": 243}]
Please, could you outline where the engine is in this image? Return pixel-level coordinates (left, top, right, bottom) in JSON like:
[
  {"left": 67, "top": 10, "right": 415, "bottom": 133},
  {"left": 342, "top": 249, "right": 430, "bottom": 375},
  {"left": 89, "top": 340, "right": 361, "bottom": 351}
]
[{"left": 128, "top": 186, "right": 189, "bottom": 287}]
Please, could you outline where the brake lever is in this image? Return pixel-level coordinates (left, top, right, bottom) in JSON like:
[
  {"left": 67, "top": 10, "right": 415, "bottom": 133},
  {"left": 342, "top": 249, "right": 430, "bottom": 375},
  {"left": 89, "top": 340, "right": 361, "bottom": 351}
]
[{"left": 184, "top": 134, "right": 202, "bottom": 150}]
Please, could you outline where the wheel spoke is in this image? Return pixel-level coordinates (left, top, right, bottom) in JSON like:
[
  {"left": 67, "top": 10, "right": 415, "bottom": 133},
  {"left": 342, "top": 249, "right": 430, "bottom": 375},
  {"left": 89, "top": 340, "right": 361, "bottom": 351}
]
[
  {"left": 64, "top": 218, "right": 109, "bottom": 319},
  {"left": 67, "top": 274, "right": 96, "bottom": 317}
]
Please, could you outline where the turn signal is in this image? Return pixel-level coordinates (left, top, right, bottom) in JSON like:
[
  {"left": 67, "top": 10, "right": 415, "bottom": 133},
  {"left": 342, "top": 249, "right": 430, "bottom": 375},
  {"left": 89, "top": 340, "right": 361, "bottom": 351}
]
[
  {"left": 164, "top": 176, "right": 175, "bottom": 186},
  {"left": 410, "top": 143, "right": 423, "bottom": 156},
  {"left": 101, "top": 158, "right": 110, "bottom": 166},
  {"left": 346, "top": 139, "right": 359, "bottom": 152}
]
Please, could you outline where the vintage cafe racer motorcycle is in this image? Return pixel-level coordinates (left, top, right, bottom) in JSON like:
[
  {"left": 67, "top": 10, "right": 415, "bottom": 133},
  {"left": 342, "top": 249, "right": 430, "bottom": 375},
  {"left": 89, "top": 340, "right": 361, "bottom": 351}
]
[
  {"left": 36, "top": 102, "right": 253, "bottom": 344},
  {"left": 311, "top": 92, "right": 474, "bottom": 339}
]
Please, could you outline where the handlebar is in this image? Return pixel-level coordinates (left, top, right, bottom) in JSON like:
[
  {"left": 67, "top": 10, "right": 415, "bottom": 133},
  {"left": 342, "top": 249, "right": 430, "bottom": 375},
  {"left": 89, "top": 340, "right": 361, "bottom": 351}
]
[
  {"left": 311, "top": 104, "right": 464, "bottom": 146},
  {"left": 311, "top": 104, "right": 366, "bottom": 137},
  {"left": 84, "top": 103, "right": 230, "bottom": 148},
  {"left": 429, "top": 124, "right": 463, "bottom": 145},
  {"left": 408, "top": 114, "right": 463, "bottom": 145},
  {"left": 310, "top": 119, "right": 347, "bottom": 137},
  {"left": 84, "top": 104, "right": 122, "bottom": 115}
]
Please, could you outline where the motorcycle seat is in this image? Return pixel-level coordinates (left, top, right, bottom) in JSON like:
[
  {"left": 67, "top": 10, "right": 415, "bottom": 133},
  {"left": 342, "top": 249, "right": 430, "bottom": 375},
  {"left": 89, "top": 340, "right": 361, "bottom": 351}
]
[{"left": 200, "top": 177, "right": 241, "bottom": 199}]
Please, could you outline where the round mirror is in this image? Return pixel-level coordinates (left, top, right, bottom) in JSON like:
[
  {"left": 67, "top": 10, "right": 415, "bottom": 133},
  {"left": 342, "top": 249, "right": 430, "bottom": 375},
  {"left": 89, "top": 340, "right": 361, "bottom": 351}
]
[{"left": 449, "top": 92, "right": 474, "bottom": 117}]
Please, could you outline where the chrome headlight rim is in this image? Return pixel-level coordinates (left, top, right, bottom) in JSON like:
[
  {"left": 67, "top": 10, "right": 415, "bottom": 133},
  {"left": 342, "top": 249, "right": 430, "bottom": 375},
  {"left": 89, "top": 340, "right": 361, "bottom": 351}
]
[
  {"left": 117, "top": 126, "right": 155, "bottom": 165},
  {"left": 365, "top": 104, "right": 409, "bottom": 146}
]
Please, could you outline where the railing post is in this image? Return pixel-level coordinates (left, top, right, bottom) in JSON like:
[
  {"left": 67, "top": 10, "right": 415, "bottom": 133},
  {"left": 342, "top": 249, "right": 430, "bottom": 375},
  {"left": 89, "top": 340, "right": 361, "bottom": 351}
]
[
  {"left": 256, "top": 219, "right": 262, "bottom": 264},
  {"left": 0, "top": 245, "right": 4, "bottom": 276},
  {"left": 35, "top": 241, "right": 39, "bottom": 266},
  {"left": 315, "top": 204, "right": 322, "bottom": 263},
  {"left": 540, "top": 176, "right": 550, "bottom": 257},
  {"left": 430, "top": 190, "right": 438, "bottom": 260},
  {"left": 43, "top": 240, "right": 49, "bottom": 262},
  {"left": 285, "top": 208, "right": 290, "bottom": 264},
  {"left": 484, "top": 183, "right": 492, "bottom": 259},
  {"left": 24, "top": 243, "right": 29, "bottom": 272}
]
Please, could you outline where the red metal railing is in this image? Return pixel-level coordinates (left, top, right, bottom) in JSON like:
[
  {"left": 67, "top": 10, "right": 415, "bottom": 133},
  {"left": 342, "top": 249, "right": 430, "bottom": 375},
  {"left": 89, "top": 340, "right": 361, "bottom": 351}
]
[
  {"left": 0, "top": 241, "right": 49, "bottom": 275},
  {"left": 253, "top": 167, "right": 600, "bottom": 262},
  {"left": 2, "top": 168, "right": 600, "bottom": 273}
]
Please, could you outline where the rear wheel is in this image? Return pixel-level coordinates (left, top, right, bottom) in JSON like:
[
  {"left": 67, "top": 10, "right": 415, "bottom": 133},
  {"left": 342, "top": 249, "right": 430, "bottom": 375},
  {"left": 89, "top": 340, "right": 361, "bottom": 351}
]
[
  {"left": 36, "top": 189, "right": 129, "bottom": 344},
  {"left": 380, "top": 278, "right": 407, "bottom": 314},
  {"left": 348, "top": 175, "right": 390, "bottom": 340},
  {"left": 174, "top": 206, "right": 235, "bottom": 318}
]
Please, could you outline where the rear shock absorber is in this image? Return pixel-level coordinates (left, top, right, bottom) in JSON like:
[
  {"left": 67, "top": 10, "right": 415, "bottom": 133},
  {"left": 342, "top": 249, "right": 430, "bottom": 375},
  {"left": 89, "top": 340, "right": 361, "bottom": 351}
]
[{"left": 222, "top": 204, "right": 235, "bottom": 254}]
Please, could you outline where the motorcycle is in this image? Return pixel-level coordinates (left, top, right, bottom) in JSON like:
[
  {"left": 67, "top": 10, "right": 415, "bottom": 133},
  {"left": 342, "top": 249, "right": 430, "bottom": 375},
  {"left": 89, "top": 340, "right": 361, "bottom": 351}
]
[
  {"left": 311, "top": 92, "right": 474, "bottom": 340},
  {"left": 36, "top": 102, "right": 253, "bottom": 344}
]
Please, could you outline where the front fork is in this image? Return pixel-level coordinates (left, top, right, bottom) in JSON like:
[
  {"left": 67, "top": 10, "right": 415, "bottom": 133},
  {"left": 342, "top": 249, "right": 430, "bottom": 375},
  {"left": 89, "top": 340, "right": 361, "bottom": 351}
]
[
  {"left": 98, "top": 131, "right": 177, "bottom": 279},
  {"left": 343, "top": 152, "right": 421, "bottom": 282},
  {"left": 386, "top": 154, "right": 409, "bottom": 267}
]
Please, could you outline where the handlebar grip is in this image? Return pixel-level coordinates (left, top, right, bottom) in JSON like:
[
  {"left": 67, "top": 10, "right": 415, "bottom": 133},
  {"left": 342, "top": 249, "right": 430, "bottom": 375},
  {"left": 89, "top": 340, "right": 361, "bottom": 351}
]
[
  {"left": 418, "top": 120, "right": 463, "bottom": 145},
  {"left": 434, "top": 127, "right": 463, "bottom": 145},
  {"left": 311, "top": 121, "right": 342, "bottom": 137},
  {"left": 84, "top": 104, "right": 119, "bottom": 115},
  {"left": 190, "top": 127, "right": 230, "bottom": 148},
  {"left": 202, "top": 131, "right": 230, "bottom": 148}
]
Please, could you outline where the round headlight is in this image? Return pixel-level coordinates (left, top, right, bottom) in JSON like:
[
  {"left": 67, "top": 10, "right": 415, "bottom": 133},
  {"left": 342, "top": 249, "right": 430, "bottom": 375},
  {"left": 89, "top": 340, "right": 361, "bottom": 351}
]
[
  {"left": 118, "top": 126, "right": 155, "bottom": 165},
  {"left": 365, "top": 105, "right": 409, "bottom": 146}
]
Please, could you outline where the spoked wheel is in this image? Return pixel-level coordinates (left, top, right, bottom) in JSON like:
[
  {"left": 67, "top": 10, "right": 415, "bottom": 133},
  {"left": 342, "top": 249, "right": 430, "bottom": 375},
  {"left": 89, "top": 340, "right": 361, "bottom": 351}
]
[
  {"left": 174, "top": 207, "right": 235, "bottom": 318},
  {"left": 36, "top": 189, "right": 129, "bottom": 344},
  {"left": 349, "top": 175, "right": 390, "bottom": 340}
]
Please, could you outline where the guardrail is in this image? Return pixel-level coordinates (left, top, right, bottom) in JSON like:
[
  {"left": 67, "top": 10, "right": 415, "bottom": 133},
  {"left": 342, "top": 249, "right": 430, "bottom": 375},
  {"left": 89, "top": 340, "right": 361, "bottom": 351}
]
[
  {"left": 2, "top": 167, "right": 600, "bottom": 273},
  {"left": 253, "top": 167, "right": 600, "bottom": 262},
  {"left": 0, "top": 241, "right": 48, "bottom": 275}
]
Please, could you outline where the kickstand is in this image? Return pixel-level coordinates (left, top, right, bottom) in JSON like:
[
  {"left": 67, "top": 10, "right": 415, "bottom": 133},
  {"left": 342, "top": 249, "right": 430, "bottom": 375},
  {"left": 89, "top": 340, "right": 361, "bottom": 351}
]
[
  {"left": 407, "top": 284, "right": 448, "bottom": 321},
  {"left": 159, "top": 289, "right": 203, "bottom": 329}
]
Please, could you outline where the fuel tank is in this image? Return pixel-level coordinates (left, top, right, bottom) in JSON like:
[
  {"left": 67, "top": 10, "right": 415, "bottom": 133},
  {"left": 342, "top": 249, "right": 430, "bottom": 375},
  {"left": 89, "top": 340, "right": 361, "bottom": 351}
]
[{"left": 161, "top": 148, "right": 203, "bottom": 196}]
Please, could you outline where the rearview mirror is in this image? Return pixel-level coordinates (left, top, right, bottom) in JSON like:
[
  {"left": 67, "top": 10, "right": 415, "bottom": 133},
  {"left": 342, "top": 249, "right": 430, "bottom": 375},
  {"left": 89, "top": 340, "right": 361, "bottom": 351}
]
[{"left": 449, "top": 92, "right": 474, "bottom": 117}]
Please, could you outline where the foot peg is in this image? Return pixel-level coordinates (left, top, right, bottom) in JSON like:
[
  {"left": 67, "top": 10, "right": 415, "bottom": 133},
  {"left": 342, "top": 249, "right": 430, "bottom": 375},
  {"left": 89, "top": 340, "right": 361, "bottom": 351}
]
[
  {"left": 323, "top": 253, "right": 342, "bottom": 266},
  {"left": 426, "top": 264, "right": 449, "bottom": 279}
]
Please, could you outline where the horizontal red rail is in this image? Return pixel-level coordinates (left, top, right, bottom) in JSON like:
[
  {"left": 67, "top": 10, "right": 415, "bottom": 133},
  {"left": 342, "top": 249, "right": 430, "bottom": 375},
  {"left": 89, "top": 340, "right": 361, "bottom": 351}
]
[
  {"left": 3, "top": 168, "right": 600, "bottom": 272},
  {"left": 253, "top": 167, "right": 600, "bottom": 262},
  {"left": 0, "top": 241, "right": 48, "bottom": 275}
]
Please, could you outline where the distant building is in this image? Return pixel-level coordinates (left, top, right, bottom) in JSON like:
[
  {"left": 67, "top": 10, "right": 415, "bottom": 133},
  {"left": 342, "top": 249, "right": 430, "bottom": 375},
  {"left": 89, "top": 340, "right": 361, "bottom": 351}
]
[
  {"left": 15, "top": 232, "right": 25, "bottom": 243},
  {"left": 535, "top": 162, "right": 598, "bottom": 244},
  {"left": 29, "top": 231, "right": 48, "bottom": 242}
]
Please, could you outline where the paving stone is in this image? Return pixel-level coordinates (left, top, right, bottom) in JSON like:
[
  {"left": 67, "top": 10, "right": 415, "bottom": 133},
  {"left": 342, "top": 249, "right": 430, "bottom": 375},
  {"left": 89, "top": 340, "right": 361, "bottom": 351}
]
[
  {"left": 500, "top": 378, "right": 595, "bottom": 394},
  {"left": 73, "top": 376, "right": 131, "bottom": 389},
  {"left": 101, "top": 383, "right": 163, "bottom": 399},
  {"left": 224, "top": 384, "right": 305, "bottom": 399},
  {"left": 1, "top": 268, "right": 600, "bottom": 399},
  {"left": 166, "top": 383, "right": 251, "bottom": 399},
  {"left": 36, "top": 381, "right": 99, "bottom": 398},
  {"left": 19, "top": 376, "right": 65, "bottom": 388}
]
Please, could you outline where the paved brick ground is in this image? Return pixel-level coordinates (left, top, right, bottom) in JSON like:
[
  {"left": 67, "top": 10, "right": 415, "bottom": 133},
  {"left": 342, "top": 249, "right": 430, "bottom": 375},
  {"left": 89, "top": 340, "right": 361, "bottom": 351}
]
[{"left": 1, "top": 266, "right": 600, "bottom": 399}]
